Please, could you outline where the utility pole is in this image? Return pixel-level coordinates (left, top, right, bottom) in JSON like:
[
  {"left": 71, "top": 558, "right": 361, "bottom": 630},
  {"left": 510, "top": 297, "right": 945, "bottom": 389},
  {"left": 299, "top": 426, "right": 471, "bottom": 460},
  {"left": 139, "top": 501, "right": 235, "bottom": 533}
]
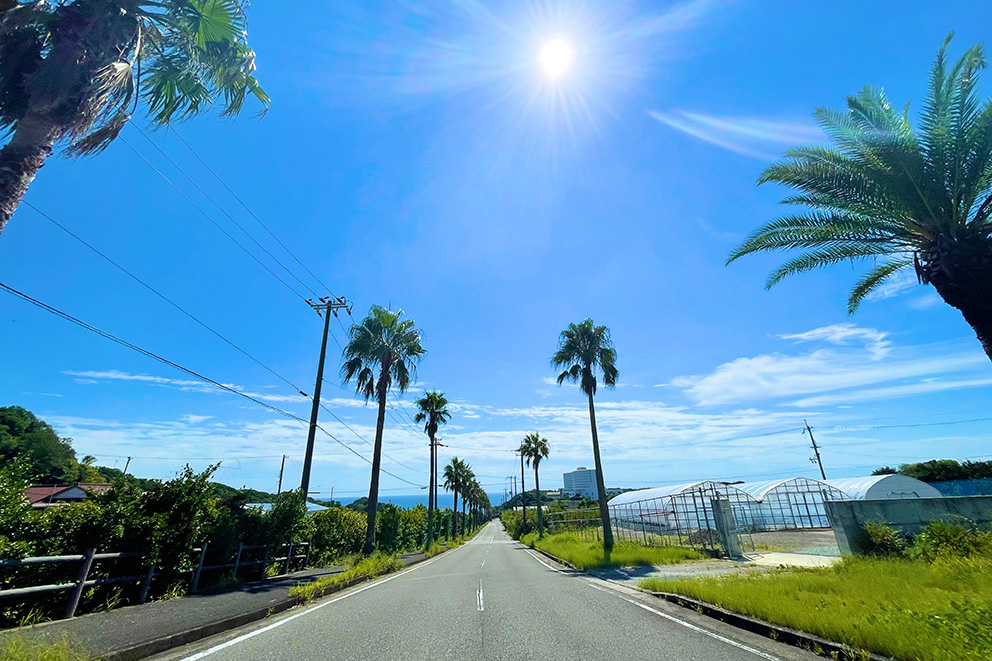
[
  {"left": 277, "top": 454, "right": 287, "bottom": 494},
  {"left": 805, "top": 419, "right": 827, "bottom": 480},
  {"left": 518, "top": 449, "right": 528, "bottom": 534},
  {"left": 123, "top": 456, "right": 132, "bottom": 475},
  {"left": 301, "top": 296, "right": 351, "bottom": 495}
]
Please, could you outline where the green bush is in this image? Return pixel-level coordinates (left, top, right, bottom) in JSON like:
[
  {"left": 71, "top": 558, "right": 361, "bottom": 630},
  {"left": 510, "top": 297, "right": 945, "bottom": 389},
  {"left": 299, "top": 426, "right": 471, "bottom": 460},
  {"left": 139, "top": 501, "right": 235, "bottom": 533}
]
[
  {"left": 861, "top": 521, "right": 906, "bottom": 557},
  {"left": 500, "top": 510, "right": 536, "bottom": 540},
  {"left": 909, "top": 520, "right": 992, "bottom": 563}
]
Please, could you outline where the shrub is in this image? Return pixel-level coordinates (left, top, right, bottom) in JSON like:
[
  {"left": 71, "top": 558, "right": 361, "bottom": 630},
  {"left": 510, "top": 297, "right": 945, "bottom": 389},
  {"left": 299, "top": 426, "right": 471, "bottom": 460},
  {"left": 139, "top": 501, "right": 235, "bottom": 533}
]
[
  {"left": 289, "top": 552, "right": 403, "bottom": 603},
  {"left": 861, "top": 521, "right": 906, "bottom": 557},
  {"left": 909, "top": 520, "right": 992, "bottom": 563},
  {"left": 308, "top": 507, "right": 366, "bottom": 565}
]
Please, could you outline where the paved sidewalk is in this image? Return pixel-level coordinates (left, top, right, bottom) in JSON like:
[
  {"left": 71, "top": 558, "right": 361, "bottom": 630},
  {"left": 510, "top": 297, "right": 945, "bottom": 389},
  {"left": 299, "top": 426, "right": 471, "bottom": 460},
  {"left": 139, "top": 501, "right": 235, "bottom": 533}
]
[{"left": 1, "top": 551, "right": 427, "bottom": 661}]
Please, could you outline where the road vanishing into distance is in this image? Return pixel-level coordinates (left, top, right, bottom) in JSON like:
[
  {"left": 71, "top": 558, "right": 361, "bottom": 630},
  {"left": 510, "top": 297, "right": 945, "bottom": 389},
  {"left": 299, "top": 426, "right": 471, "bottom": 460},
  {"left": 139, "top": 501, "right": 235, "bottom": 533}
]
[{"left": 162, "top": 522, "right": 818, "bottom": 661}]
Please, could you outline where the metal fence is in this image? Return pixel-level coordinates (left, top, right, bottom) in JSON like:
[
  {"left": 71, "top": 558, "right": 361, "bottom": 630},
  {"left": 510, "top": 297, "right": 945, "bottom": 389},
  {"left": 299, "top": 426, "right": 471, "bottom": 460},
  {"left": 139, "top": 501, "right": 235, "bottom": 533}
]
[{"left": 0, "top": 541, "right": 309, "bottom": 621}]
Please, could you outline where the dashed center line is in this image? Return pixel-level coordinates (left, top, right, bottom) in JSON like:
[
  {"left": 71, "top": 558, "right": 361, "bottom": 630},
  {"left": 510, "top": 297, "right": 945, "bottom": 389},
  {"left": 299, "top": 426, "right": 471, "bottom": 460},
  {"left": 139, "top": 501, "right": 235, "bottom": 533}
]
[{"left": 477, "top": 579, "right": 485, "bottom": 611}]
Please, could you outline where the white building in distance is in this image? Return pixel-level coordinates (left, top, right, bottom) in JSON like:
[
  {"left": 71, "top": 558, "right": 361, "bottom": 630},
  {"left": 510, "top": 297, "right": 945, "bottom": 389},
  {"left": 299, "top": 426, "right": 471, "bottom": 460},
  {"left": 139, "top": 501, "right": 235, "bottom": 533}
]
[{"left": 563, "top": 467, "right": 598, "bottom": 499}]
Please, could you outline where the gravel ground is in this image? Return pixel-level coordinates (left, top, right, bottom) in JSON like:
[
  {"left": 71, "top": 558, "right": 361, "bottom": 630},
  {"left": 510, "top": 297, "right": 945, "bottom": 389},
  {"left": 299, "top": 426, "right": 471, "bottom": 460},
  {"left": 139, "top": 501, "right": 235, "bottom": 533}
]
[{"left": 748, "top": 529, "right": 840, "bottom": 556}]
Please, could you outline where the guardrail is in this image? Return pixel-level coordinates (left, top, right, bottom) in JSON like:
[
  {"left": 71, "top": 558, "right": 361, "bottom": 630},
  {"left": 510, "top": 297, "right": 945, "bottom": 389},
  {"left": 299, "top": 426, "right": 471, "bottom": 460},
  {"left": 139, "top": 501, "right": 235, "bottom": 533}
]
[{"left": 0, "top": 541, "right": 310, "bottom": 620}]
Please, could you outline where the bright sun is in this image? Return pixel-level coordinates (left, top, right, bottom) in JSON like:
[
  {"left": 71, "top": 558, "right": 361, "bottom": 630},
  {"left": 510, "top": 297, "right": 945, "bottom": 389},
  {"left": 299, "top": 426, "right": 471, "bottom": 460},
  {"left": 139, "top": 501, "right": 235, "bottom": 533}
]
[{"left": 540, "top": 39, "right": 573, "bottom": 78}]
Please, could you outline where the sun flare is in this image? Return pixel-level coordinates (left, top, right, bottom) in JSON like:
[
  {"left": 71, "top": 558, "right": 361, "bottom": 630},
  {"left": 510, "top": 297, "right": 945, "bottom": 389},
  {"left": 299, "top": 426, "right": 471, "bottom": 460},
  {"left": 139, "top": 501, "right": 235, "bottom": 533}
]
[{"left": 540, "top": 39, "right": 573, "bottom": 78}]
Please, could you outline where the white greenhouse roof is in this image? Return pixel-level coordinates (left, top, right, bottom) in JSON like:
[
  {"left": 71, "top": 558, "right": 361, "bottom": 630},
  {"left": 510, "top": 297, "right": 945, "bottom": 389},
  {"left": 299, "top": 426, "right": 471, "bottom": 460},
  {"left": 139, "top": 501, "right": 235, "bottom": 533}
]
[
  {"left": 825, "top": 475, "right": 943, "bottom": 500},
  {"left": 607, "top": 482, "right": 708, "bottom": 506},
  {"left": 738, "top": 477, "right": 844, "bottom": 502}
]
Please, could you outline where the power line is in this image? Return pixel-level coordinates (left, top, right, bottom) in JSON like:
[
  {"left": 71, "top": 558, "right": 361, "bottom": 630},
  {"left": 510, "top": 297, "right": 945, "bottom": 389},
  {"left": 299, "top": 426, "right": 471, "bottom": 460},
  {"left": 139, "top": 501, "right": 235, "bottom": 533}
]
[
  {"left": 118, "top": 137, "right": 310, "bottom": 303},
  {"left": 0, "top": 281, "right": 424, "bottom": 488},
  {"left": 130, "top": 126, "right": 323, "bottom": 300},
  {"left": 168, "top": 126, "right": 338, "bottom": 298}
]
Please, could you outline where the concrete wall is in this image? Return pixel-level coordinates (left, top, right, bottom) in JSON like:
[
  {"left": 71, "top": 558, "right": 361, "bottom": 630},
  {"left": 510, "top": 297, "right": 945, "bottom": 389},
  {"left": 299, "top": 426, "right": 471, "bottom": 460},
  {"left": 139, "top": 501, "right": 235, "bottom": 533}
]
[{"left": 824, "top": 496, "right": 992, "bottom": 555}]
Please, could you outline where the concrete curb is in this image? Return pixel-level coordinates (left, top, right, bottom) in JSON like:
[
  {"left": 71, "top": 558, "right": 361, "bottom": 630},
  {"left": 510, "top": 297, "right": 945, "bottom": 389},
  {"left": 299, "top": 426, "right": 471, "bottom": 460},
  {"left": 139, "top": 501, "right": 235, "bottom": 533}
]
[
  {"left": 640, "top": 590, "right": 894, "bottom": 661},
  {"left": 100, "top": 552, "right": 437, "bottom": 661}
]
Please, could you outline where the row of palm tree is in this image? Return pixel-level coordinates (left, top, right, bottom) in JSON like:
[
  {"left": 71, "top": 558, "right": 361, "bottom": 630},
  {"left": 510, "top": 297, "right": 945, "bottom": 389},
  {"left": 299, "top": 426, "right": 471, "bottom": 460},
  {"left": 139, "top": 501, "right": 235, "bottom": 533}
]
[{"left": 442, "top": 457, "right": 490, "bottom": 537}]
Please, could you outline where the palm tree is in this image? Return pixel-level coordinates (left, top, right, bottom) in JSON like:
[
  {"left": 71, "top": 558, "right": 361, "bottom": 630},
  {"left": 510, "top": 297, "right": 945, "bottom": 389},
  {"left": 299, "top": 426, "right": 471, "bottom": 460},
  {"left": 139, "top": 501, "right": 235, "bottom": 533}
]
[
  {"left": 414, "top": 391, "right": 450, "bottom": 549},
  {"left": 728, "top": 35, "right": 992, "bottom": 361},
  {"left": 342, "top": 305, "right": 426, "bottom": 554},
  {"left": 0, "top": 0, "right": 269, "bottom": 234},
  {"left": 460, "top": 469, "right": 476, "bottom": 536},
  {"left": 520, "top": 433, "right": 550, "bottom": 538},
  {"left": 442, "top": 457, "right": 468, "bottom": 539},
  {"left": 552, "top": 319, "right": 618, "bottom": 554},
  {"left": 516, "top": 442, "right": 528, "bottom": 536}
]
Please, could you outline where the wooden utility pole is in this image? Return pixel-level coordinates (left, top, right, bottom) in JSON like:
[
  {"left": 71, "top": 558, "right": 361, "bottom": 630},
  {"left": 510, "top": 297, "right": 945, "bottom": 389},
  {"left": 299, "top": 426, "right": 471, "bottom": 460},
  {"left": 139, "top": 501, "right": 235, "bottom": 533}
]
[
  {"left": 301, "top": 297, "right": 351, "bottom": 495},
  {"left": 277, "top": 454, "right": 287, "bottom": 494}
]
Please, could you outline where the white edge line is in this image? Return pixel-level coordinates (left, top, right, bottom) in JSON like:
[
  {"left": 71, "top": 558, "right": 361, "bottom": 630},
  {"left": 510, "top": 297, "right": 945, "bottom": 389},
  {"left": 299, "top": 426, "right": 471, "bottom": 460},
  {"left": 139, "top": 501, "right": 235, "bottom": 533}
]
[
  {"left": 584, "top": 583, "right": 781, "bottom": 661},
  {"left": 179, "top": 540, "right": 472, "bottom": 661}
]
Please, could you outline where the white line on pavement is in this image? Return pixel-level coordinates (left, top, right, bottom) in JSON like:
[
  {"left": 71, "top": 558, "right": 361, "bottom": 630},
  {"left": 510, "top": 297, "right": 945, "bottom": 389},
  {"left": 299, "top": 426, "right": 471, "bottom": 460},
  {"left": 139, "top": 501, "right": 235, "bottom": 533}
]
[
  {"left": 477, "top": 579, "right": 484, "bottom": 611},
  {"left": 584, "top": 583, "right": 781, "bottom": 661},
  {"left": 178, "top": 539, "right": 474, "bottom": 661}
]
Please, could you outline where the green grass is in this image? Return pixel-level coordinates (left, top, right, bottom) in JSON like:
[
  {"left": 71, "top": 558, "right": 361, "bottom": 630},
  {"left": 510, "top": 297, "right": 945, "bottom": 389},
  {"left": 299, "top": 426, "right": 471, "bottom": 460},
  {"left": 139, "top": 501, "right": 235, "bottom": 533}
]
[
  {"left": 639, "top": 556, "right": 992, "bottom": 661},
  {"left": 521, "top": 531, "right": 706, "bottom": 570},
  {"left": 0, "top": 636, "right": 94, "bottom": 661},
  {"left": 289, "top": 552, "right": 403, "bottom": 603}
]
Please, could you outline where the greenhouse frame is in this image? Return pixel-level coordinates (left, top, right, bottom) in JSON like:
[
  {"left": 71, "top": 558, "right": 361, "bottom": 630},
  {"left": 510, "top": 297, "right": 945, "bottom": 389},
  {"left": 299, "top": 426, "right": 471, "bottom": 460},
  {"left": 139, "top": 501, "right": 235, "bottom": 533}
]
[{"left": 737, "top": 477, "right": 848, "bottom": 530}]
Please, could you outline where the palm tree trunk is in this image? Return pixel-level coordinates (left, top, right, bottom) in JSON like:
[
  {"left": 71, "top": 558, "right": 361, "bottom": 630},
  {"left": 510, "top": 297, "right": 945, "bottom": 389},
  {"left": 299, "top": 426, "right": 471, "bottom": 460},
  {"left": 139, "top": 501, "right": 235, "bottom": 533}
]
[
  {"left": 927, "top": 258, "right": 992, "bottom": 361},
  {"left": 534, "top": 465, "right": 543, "bottom": 538},
  {"left": 426, "top": 433, "right": 435, "bottom": 549},
  {"left": 461, "top": 498, "right": 467, "bottom": 536},
  {"left": 452, "top": 490, "right": 459, "bottom": 540},
  {"left": 363, "top": 370, "right": 390, "bottom": 555},
  {"left": 0, "top": 108, "right": 62, "bottom": 235},
  {"left": 588, "top": 390, "right": 614, "bottom": 553}
]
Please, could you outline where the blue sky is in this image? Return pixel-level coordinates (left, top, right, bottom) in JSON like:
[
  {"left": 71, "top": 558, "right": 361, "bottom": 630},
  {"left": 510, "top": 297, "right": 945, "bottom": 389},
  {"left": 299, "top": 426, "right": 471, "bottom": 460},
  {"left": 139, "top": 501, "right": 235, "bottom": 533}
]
[{"left": 2, "top": 0, "right": 991, "bottom": 504}]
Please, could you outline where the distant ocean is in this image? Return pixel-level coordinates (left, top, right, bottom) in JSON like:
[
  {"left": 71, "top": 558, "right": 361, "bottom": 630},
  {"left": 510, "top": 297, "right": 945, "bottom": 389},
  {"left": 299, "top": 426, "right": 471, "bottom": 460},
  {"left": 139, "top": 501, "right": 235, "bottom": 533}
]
[{"left": 340, "top": 492, "right": 504, "bottom": 509}]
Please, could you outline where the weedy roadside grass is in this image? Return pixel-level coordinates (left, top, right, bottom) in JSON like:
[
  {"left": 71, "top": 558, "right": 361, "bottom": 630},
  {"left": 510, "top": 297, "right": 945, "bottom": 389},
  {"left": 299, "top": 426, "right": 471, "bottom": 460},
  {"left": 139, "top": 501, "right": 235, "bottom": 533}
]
[
  {"left": 639, "top": 555, "right": 992, "bottom": 661},
  {"left": 0, "top": 636, "right": 94, "bottom": 661},
  {"left": 289, "top": 552, "right": 403, "bottom": 603},
  {"left": 521, "top": 531, "right": 706, "bottom": 570}
]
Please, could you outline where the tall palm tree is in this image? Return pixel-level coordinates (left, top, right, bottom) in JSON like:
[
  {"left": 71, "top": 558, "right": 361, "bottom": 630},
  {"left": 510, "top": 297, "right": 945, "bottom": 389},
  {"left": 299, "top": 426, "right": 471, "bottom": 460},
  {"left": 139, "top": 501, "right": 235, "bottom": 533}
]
[
  {"left": 516, "top": 441, "right": 528, "bottom": 536},
  {"left": 520, "top": 433, "right": 550, "bottom": 538},
  {"left": 414, "top": 391, "right": 450, "bottom": 549},
  {"left": 342, "top": 305, "right": 426, "bottom": 554},
  {"left": 552, "top": 319, "right": 618, "bottom": 554},
  {"left": 460, "top": 468, "right": 476, "bottom": 536},
  {"left": 0, "top": 0, "right": 269, "bottom": 233},
  {"left": 443, "top": 457, "right": 470, "bottom": 538},
  {"left": 728, "top": 35, "right": 992, "bottom": 361}
]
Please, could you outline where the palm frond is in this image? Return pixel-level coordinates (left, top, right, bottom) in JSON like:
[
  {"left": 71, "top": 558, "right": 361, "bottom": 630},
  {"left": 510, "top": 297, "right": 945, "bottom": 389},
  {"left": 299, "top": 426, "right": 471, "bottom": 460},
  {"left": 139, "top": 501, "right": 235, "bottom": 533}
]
[
  {"left": 847, "top": 259, "right": 913, "bottom": 313},
  {"left": 765, "top": 244, "right": 892, "bottom": 289}
]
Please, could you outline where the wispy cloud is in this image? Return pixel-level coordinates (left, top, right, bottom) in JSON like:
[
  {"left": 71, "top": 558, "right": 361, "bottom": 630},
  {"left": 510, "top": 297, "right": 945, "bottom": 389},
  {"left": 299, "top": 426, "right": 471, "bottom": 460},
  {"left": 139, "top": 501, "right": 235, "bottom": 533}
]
[
  {"left": 779, "top": 323, "right": 891, "bottom": 359},
  {"left": 647, "top": 110, "right": 822, "bottom": 159},
  {"left": 62, "top": 370, "right": 306, "bottom": 404}
]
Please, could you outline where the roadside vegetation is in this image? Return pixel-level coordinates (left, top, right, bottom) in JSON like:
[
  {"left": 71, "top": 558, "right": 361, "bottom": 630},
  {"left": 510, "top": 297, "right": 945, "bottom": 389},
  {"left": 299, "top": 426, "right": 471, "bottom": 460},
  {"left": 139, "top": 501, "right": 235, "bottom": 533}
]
[
  {"left": 520, "top": 531, "right": 705, "bottom": 570},
  {"left": 289, "top": 553, "right": 404, "bottom": 603},
  {"left": 640, "top": 521, "right": 992, "bottom": 661},
  {"left": 0, "top": 635, "right": 93, "bottom": 661}
]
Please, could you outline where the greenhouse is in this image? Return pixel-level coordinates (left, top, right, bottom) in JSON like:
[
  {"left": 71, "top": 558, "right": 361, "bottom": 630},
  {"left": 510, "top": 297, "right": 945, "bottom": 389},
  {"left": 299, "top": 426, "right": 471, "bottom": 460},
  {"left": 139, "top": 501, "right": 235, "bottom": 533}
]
[
  {"left": 825, "top": 474, "right": 943, "bottom": 500},
  {"left": 607, "top": 481, "right": 758, "bottom": 538},
  {"left": 737, "top": 477, "right": 848, "bottom": 530}
]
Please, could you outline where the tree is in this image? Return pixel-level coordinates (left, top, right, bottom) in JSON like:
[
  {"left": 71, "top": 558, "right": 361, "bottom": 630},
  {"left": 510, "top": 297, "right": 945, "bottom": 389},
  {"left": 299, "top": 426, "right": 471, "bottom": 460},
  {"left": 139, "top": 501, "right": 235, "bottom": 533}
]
[
  {"left": 0, "top": 405, "right": 104, "bottom": 483},
  {"left": 552, "top": 319, "right": 618, "bottom": 554},
  {"left": 0, "top": 0, "right": 269, "bottom": 234},
  {"left": 442, "top": 457, "right": 468, "bottom": 539},
  {"left": 520, "top": 432, "right": 550, "bottom": 538},
  {"left": 728, "top": 35, "right": 992, "bottom": 360},
  {"left": 414, "top": 391, "right": 450, "bottom": 550},
  {"left": 342, "top": 305, "right": 426, "bottom": 554}
]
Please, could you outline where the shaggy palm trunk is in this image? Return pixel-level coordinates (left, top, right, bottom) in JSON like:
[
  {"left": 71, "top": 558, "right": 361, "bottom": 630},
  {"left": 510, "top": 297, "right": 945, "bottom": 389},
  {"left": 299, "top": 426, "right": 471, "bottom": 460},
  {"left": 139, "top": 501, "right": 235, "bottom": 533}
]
[
  {"left": 924, "top": 240, "right": 992, "bottom": 361},
  {"left": 452, "top": 489, "right": 459, "bottom": 540},
  {"left": 363, "top": 363, "right": 390, "bottom": 555},
  {"left": 534, "top": 464, "right": 544, "bottom": 538},
  {"left": 462, "top": 497, "right": 467, "bottom": 536},
  {"left": 426, "top": 432, "right": 435, "bottom": 549},
  {"left": 0, "top": 109, "right": 61, "bottom": 234},
  {"left": 587, "top": 390, "right": 614, "bottom": 554}
]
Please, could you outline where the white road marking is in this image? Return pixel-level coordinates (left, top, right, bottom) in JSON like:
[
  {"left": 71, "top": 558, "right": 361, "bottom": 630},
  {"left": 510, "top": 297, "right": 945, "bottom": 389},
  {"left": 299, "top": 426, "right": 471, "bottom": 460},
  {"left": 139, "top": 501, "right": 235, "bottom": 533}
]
[
  {"left": 584, "top": 583, "right": 781, "bottom": 661},
  {"left": 178, "top": 539, "right": 473, "bottom": 661},
  {"left": 516, "top": 540, "right": 780, "bottom": 661},
  {"left": 477, "top": 579, "right": 484, "bottom": 611}
]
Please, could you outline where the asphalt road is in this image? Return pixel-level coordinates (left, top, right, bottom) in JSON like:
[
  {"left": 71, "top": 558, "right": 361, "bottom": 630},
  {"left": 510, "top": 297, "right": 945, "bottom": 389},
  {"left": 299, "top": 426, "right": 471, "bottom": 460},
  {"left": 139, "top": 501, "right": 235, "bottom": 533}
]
[{"left": 163, "top": 522, "right": 819, "bottom": 661}]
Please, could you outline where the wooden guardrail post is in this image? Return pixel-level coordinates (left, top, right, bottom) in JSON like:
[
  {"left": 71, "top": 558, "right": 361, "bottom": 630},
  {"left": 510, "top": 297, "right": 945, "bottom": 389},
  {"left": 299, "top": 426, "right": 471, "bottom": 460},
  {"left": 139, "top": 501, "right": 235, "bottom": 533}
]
[
  {"left": 137, "top": 563, "right": 155, "bottom": 604},
  {"left": 283, "top": 542, "right": 293, "bottom": 575},
  {"left": 64, "top": 548, "right": 95, "bottom": 619},
  {"left": 191, "top": 546, "right": 208, "bottom": 593},
  {"left": 303, "top": 542, "right": 311, "bottom": 568}
]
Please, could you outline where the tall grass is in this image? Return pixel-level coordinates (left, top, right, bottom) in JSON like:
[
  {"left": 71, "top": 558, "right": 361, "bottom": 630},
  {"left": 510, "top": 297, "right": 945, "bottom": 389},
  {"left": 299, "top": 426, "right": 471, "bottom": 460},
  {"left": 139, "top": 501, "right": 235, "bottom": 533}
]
[
  {"left": 522, "top": 531, "right": 705, "bottom": 570},
  {"left": 639, "top": 556, "right": 992, "bottom": 661},
  {"left": 0, "top": 636, "right": 93, "bottom": 661},
  {"left": 289, "top": 552, "right": 403, "bottom": 603}
]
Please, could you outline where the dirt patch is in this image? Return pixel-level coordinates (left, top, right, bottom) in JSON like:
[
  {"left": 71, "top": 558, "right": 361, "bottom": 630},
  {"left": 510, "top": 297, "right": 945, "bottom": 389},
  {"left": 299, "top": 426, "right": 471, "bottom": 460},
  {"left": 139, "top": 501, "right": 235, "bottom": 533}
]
[{"left": 748, "top": 529, "right": 839, "bottom": 556}]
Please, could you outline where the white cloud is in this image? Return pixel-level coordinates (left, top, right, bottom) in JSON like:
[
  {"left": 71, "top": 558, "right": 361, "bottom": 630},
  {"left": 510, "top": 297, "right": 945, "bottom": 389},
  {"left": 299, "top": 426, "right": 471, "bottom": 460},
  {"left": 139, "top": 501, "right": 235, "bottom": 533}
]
[
  {"left": 180, "top": 414, "right": 213, "bottom": 425},
  {"left": 779, "top": 323, "right": 890, "bottom": 359},
  {"left": 864, "top": 269, "right": 917, "bottom": 303},
  {"left": 62, "top": 370, "right": 307, "bottom": 404},
  {"left": 648, "top": 110, "right": 822, "bottom": 160},
  {"left": 672, "top": 324, "right": 987, "bottom": 407},
  {"left": 908, "top": 292, "right": 942, "bottom": 311},
  {"left": 791, "top": 377, "right": 992, "bottom": 407}
]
